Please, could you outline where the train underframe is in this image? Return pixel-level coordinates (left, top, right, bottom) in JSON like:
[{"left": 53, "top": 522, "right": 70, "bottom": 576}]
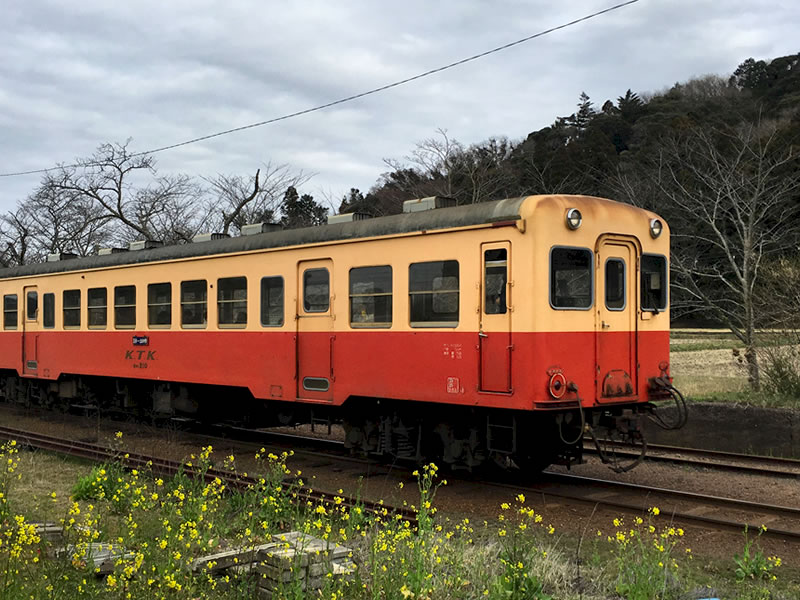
[{"left": 0, "top": 371, "right": 659, "bottom": 473}]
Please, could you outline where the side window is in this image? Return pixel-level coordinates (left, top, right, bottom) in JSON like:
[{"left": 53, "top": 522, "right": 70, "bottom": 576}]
[
  {"left": 181, "top": 280, "right": 207, "bottom": 328},
  {"left": 409, "top": 260, "right": 459, "bottom": 327},
  {"left": 148, "top": 283, "right": 172, "bottom": 327},
  {"left": 114, "top": 285, "right": 136, "bottom": 329},
  {"left": 63, "top": 290, "right": 81, "bottom": 328},
  {"left": 484, "top": 249, "right": 507, "bottom": 315},
  {"left": 642, "top": 254, "right": 668, "bottom": 312},
  {"left": 605, "top": 258, "right": 626, "bottom": 311},
  {"left": 3, "top": 295, "right": 17, "bottom": 330},
  {"left": 218, "top": 277, "right": 247, "bottom": 326},
  {"left": 303, "top": 269, "right": 330, "bottom": 313},
  {"left": 550, "top": 247, "right": 593, "bottom": 309},
  {"left": 350, "top": 266, "right": 392, "bottom": 327},
  {"left": 88, "top": 288, "right": 108, "bottom": 328},
  {"left": 43, "top": 293, "right": 55, "bottom": 328},
  {"left": 26, "top": 291, "right": 38, "bottom": 320},
  {"left": 260, "top": 277, "right": 284, "bottom": 327}
]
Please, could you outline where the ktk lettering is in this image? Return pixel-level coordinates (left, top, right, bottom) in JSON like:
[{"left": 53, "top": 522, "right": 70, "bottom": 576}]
[{"left": 125, "top": 350, "right": 156, "bottom": 360}]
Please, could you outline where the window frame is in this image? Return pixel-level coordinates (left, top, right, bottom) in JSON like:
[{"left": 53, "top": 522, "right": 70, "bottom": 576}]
[
  {"left": 63, "top": 290, "right": 81, "bottom": 329},
  {"left": 181, "top": 280, "right": 208, "bottom": 329},
  {"left": 604, "top": 257, "right": 626, "bottom": 312},
  {"left": 641, "top": 253, "right": 669, "bottom": 312},
  {"left": 484, "top": 249, "right": 508, "bottom": 315},
  {"left": 548, "top": 245, "right": 594, "bottom": 311},
  {"left": 43, "top": 293, "right": 55, "bottom": 328},
  {"left": 114, "top": 285, "right": 137, "bottom": 329},
  {"left": 349, "top": 265, "right": 393, "bottom": 328},
  {"left": 217, "top": 276, "right": 248, "bottom": 328},
  {"left": 87, "top": 287, "right": 108, "bottom": 329},
  {"left": 3, "top": 294, "right": 18, "bottom": 330},
  {"left": 26, "top": 291, "right": 38, "bottom": 321},
  {"left": 303, "top": 268, "right": 330, "bottom": 314},
  {"left": 148, "top": 282, "right": 172, "bottom": 328},
  {"left": 408, "top": 260, "right": 460, "bottom": 328},
  {"left": 260, "top": 276, "right": 284, "bottom": 327}
]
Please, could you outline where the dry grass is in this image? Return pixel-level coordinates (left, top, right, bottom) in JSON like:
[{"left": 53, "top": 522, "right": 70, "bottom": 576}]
[{"left": 8, "top": 449, "right": 92, "bottom": 522}]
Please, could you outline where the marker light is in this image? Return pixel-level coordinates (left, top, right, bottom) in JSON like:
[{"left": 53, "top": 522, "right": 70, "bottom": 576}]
[
  {"left": 565, "top": 208, "right": 582, "bottom": 230},
  {"left": 649, "top": 218, "right": 663, "bottom": 238}
]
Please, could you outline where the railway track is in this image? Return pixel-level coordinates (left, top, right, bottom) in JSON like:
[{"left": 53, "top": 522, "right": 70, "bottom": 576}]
[
  {"left": 514, "top": 472, "right": 800, "bottom": 542},
  {"left": 585, "top": 440, "right": 800, "bottom": 479},
  {"left": 3, "top": 408, "right": 798, "bottom": 543},
  {"left": 0, "top": 424, "right": 418, "bottom": 527}
]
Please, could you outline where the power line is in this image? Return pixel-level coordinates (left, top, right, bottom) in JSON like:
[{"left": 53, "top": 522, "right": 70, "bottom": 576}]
[{"left": 0, "top": 0, "right": 640, "bottom": 178}]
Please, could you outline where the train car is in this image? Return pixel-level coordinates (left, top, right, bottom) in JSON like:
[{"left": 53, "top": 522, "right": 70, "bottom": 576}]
[{"left": 0, "top": 194, "right": 685, "bottom": 471}]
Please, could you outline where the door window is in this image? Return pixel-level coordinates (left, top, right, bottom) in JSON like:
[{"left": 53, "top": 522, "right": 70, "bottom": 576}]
[
  {"left": 303, "top": 269, "right": 330, "bottom": 313},
  {"left": 26, "top": 291, "right": 38, "bottom": 320},
  {"left": 605, "top": 258, "right": 626, "bottom": 311},
  {"left": 484, "top": 249, "right": 507, "bottom": 315}
]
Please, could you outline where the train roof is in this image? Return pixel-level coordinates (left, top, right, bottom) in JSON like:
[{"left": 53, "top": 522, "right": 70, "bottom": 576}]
[
  {"left": 0, "top": 194, "right": 652, "bottom": 279},
  {"left": 0, "top": 196, "right": 533, "bottom": 278}
]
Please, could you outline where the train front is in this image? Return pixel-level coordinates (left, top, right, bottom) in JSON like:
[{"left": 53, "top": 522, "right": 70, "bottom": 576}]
[{"left": 519, "top": 195, "right": 687, "bottom": 472}]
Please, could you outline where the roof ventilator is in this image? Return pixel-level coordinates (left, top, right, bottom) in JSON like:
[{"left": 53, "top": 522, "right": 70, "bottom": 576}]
[
  {"left": 46, "top": 252, "right": 78, "bottom": 262},
  {"left": 128, "top": 240, "right": 164, "bottom": 251},
  {"left": 240, "top": 222, "right": 283, "bottom": 236},
  {"left": 192, "top": 232, "right": 230, "bottom": 243},
  {"left": 327, "top": 212, "right": 372, "bottom": 224},
  {"left": 402, "top": 196, "right": 457, "bottom": 214},
  {"left": 98, "top": 247, "right": 129, "bottom": 256}
]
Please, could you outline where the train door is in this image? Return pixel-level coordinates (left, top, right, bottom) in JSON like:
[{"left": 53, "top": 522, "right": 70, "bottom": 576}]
[
  {"left": 22, "top": 286, "right": 39, "bottom": 375},
  {"left": 479, "top": 242, "right": 512, "bottom": 393},
  {"left": 595, "top": 239, "right": 638, "bottom": 400},
  {"left": 296, "top": 259, "right": 335, "bottom": 401}
]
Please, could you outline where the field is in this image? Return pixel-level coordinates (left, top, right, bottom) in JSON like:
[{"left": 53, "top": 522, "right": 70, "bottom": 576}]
[{"left": 670, "top": 329, "right": 800, "bottom": 406}]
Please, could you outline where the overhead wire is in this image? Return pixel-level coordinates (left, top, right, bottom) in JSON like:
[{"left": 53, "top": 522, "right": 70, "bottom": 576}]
[{"left": 0, "top": 0, "right": 640, "bottom": 178}]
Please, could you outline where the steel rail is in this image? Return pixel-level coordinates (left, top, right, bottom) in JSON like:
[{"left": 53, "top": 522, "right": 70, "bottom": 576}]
[
  {"left": 527, "top": 472, "right": 800, "bottom": 541},
  {"left": 584, "top": 441, "right": 800, "bottom": 478},
  {"left": 0, "top": 425, "right": 418, "bottom": 527}
]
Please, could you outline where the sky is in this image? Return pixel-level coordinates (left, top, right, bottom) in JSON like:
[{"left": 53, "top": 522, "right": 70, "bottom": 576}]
[{"left": 0, "top": 0, "right": 798, "bottom": 213}]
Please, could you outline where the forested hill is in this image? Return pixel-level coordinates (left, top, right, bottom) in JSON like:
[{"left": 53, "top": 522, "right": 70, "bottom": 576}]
[{"left": 340, "top": 52, "right": 800, "bottom": 216}]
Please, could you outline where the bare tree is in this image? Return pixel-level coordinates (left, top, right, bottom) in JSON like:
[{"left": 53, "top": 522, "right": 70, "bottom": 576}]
[
  {"left": 204, "top": 163, "right": 309, "bottom": 235},
  {"left": 22, "top": 185, "right": 113, "bottom": 257},
  {"left": 43, "top": 140, "right": 204, "bottom": 244},
  {"left": 0, "top": 208, "right": 34, "bottom": 267},
  {"left": 383, "top": 128, "right": 464, "bottom": 200},
  {"left": 653, "top": 118, "right": 800, "bottom": 389}
]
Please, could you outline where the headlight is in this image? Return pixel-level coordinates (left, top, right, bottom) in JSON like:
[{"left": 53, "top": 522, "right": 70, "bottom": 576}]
[
  {"left": 566, "top": 208, "right": 582, "bottom": 230},
  {"left": 649, "top": 218, "right": 663, "bottom": 238}
]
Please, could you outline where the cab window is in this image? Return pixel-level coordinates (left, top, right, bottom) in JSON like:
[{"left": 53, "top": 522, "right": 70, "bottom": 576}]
[
  {"left": 642, "top": 254, "right": 668, "bottom": 312},
  {"left": 550, "top": 247, "right": 592, "bottom": 309}
]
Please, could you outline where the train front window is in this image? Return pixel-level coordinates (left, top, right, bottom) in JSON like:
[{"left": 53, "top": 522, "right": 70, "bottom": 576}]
[
  {"left": 642, "top": 254, "right": 668, "bottom": 312},
  {"left": 114, "top": 285, "right": 136, "bottom": 329},
  {"left": 350, "top": 266, "right": 392, "bottom": 327},
  {"left": 181, "top": 280, "right": 207, "bottom": 328},
  {"left": 550, "top": 247, "right": 593, "bottom": 309},
  {"left": 218, "top": 277, "right": 247, "bottom": 326},
  {"left": 88, "top": 288, "right": 107, "bottom": 328},
  {"left": 409, "top": 260, "right": 459, "bottom": 327},
  {"left": 3, "top": 295, "right": 17, "bottom": 330},
  {"left": 303, "top": 269, "right": 330, "bottom": 313},
  {"left": 63, "top": 290, "right": 81, "bottom": 328},
  {"left": 484, "top": 249, "right": 507, "bottom": 315},
  {"left": 605, "top": 258, "right": 626, "bottom": 311}
]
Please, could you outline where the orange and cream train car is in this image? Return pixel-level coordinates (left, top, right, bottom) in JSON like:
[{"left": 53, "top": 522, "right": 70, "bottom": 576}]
[{"left": 0, "top": 195, "right": 684, "bottom": 471}]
